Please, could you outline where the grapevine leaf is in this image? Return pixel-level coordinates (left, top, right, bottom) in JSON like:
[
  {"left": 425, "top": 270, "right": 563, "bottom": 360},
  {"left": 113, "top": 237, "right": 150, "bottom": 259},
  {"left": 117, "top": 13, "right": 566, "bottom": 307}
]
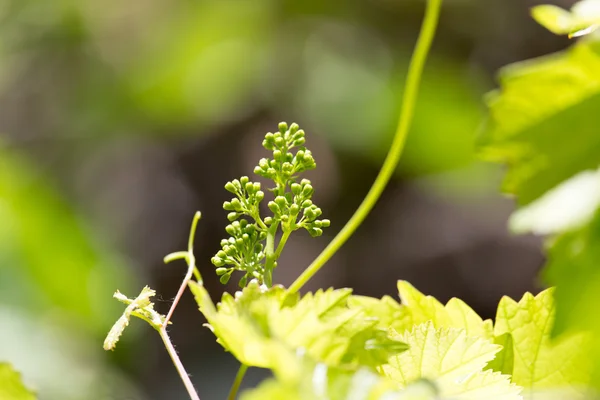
[
  {"left": 494, "top": 289, "right": 594, "bottom": 397},
  {"left": 485, "top": 333, "right": 514, "bottom": 377},
  {"left": 508, "top": 168, "right": 600, "bottom": 235},
  {"left": 0, "top": 363, "right": 36, "bottom": 400},
  {"left": 478, "top": 40, "right": 600, "bottom": 205},
  {"left": 532, "top": 1, "right": 600, "bottom": 37},
  {"left": 240, "top": 365, "right": 413, "bottom": 400},
  {"left": 188, "top": 280, "right": 407, "bottom": 375},
  {"left": 382, "top": 322, "right": 520, "bottom": 399},
  {"left": 350, "top": 281, "right": 493, "bottom": 339}
]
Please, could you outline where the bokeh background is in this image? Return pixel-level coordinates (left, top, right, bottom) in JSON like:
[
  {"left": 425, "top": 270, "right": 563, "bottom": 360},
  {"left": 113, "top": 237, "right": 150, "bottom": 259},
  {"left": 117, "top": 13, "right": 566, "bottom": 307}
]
[{"left": 0, "top": 0, "right": 576, "bottom": 399}]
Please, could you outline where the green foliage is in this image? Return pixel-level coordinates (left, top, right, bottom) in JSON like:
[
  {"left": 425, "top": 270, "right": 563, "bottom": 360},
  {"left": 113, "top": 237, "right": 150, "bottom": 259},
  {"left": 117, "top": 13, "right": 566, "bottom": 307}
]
[
  {"left": 532, "top": 0, "right": 600, "bottom": 37},
  {"left": 99, "top": 2, "right": 600, "bottom": 398},
  {"left": 241, "top": 363, "right": 439, "bottom": 400},
  {"left": 492, "top": 290, "right": 593, "bottom": 398},
  {"left": 479, "top": 6, "right": 600, "bottom": 396},
  {"left": 544, "top": 211, "right": 600, "bottom": 337},
  {"left": 478, "top": 39, "right": 600, "bottom": 206},
  {"left": 211, "top": 122, "right": 330, "bottom": 287},
  {"left": 0, "top": 363, "right": 36, "bottom": 400},
  {"left": 350, "top": 281, "right": 493, "bottom": 339},
  {"left": 188, "top": 279, "right": 407, "bottom": 378},
  {"left": 0, "top": 143, "right": 133, "bottom": 332},
  {"left": 382, "top": 322, "right": 520, "bottom": 399}
]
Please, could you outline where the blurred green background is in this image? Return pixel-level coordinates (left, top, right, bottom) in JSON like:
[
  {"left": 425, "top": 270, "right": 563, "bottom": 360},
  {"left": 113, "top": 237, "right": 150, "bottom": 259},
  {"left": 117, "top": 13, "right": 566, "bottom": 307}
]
[{"left": 0, "top": 0, "right": 574, "bottom": 399}]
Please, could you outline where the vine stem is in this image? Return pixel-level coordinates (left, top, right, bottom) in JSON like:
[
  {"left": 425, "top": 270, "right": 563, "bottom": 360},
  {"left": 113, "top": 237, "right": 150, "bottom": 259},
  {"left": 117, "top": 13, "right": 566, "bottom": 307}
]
[
  {"left": 158, "top": 328, "right": 201, "bottom": 400},
  {"left": 227, "top": 364, "right": 248, "bottom": 400},
  {"left": 288, "top": 0, "right": 443, "bottom": 294},
  {"left": 159, "top": 212, "right": 203, "bottom": 400}
]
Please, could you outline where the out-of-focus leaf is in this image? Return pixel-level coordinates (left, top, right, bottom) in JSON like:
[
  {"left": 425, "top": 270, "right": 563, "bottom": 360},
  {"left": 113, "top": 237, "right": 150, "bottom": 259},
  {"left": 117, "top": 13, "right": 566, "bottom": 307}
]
[
  {"left": 241, "top": 362, "right": 438, "bottom": 400},
  {"left": 478, "top": 40, "right": 600, "bottom": 205},
  {"left": 0, "top": 143, "right": 133, "bottom": 333},
  {"left": 0, "top": 306, "right": 143, "bottom": 400},
  {"left": 0, "top": 363, "right": 35, "bottom": 400},
  {"left": 127, "top": 0, "right": 273, "bottom": 125},
  {"left": 532, "top": 1, "right": 600, "bottom": 37},
  {"left": 188, "top": 280, "right": 406, "bottom": 377},
  {"left": 382, "top": 322, "right": 521, "bottom": 399},
  {"left": 493, "top": 289, "right": 594, "bottom": 398},
  {"left": 509, "top": 168, "right": 600, "bottom": 235}
]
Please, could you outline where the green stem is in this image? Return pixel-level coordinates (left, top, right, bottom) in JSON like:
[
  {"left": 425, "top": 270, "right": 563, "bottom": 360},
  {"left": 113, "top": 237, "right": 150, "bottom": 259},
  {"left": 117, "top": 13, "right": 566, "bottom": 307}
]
[
  {"left": 274, "top": 230, "right": 292, "bottom": 260},
  {"left": 227, "top": 364, "right": 248, "bottom": 400},
  {"left": 288, "top": 0, "right": 443, "bottom": 294},
  {"left": 264, "top": 222, "right": 279, "bottom": 286}
]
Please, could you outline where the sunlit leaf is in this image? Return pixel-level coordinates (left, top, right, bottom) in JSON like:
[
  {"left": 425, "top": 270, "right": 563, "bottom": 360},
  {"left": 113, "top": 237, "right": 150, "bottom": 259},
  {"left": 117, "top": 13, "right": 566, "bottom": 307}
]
[
  {"left": 188, "top": 280, "right": 406, "bottom": 377},
  {"left": 240, "top": 363, "right": 432, "bottom": 400},
  {"left": 0, "top": 363, "right": 36, "bottom": 400},
  {"left": 532, "top": 1, "right": 600, "bottom": 37},
  {"left": 351, "top": 281, "right": 493, "bottom": 339},
  {"left": 493, "top": 289, "right": 594, "bottom": 398},
  {"left": 382, "top": 322, "right": 521, "bottom": 399}
]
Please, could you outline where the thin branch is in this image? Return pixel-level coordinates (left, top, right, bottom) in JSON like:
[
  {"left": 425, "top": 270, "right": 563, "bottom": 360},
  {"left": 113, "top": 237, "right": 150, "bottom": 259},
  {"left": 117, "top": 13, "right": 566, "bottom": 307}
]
[
  {"left": 159, "top": 211, "right": 203, "bottom": 400},
  {"left": 158, "top": 327, "right": 201, "bottom": 400}
]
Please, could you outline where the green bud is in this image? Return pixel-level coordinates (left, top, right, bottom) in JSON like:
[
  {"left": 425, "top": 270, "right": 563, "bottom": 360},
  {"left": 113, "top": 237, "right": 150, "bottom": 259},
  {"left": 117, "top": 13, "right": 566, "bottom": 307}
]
[
  {"left": 217, "top": 250, "right": 227, "bottom": 258},
  {"left": 301, "top": 200, "right": 313, "bottom": 208},
  {"left": 302, "top": 184, "right": 313, "bottom": 196},
  {"left": 273, "top": 149, "right": 282, "bottom": 160},
  {"left": 216, "top": 267, "right": 228, "bottom": 275},
  {"left": 290, "top": 204, "right": 300, "bottom": 215},
  {"left": 239, "top": 274, "right": 248, "bottom": 288},
  {"left": 256, "top": 191, "right": 265, "bottom": 201},
  {"left": 227, "top": 212, "right": 239, "bottom": 221},
  {"left": 212, "top": 258, "right": 225, "bottom": 267},
  {"left": 231, "top": 198, "right": 242, "bottom": 210},
  {"left": 309, "top": 228, "right": 323, "bottom": 237},
  {"left": 224, "top": 181, "right": 236, "bottom": 193},
  {"left": 278, "top": 122, "right": 288, "bottom": 133},
  {"left": 321, "top": 219, "right": 330, "bottom": 227},
  {"left": 223, "top": 201, "right": 233, "bottom": 210},
  {"left": 289, "top": 123, "right": 299, "bottom": 134},
  {"left": 220, "top": 272, "right": 232, "bottom": 285},
  {"left": 264, "top": 217, "right": 273, "bottom": 225},
  {"left": 282, "top": 162, "right": 293, "bottom": 174},
  {"left": 275, "top": 196, "right": 287, "bottom": 207},
  {"left": 291, "top": 183, "right": 302, "bottom": 195},
  {"left": 268, "top": 201, "right": 279, "bottom": 214},
  {"left": 225, "top": 224, "right": 236, "bottom": 235},
  {"left": 225, "top": 246, "right": 237, "bottom": 257},
  {"left": 240, "top": 176, "right": 249, "bottom": 185},
  {"left": 235, "top": 238, "right": 244, "bottom": 246},
  {"left": 242, "top": 233, "right": 249, "bottom": 241}
]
